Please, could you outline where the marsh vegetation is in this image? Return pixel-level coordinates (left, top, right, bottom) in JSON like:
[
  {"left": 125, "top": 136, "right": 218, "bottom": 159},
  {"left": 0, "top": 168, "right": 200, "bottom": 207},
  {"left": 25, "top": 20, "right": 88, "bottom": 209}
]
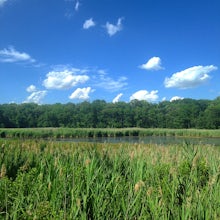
[
  {"left": 1, "top": 127, "right": 220, "bottom": 140},
  {"left": 0, "top": 139, "right": 220, "bottom": 219}
]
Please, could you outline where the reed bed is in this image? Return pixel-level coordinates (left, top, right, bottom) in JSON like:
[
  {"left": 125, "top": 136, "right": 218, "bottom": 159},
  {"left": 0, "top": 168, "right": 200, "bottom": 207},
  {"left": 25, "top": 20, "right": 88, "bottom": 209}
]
[
  {"left": 1, "top": 127, "right": 220, "bottom": 139},
  {"left": 0, "top": 139, "right": 220, "bottom": 219}
]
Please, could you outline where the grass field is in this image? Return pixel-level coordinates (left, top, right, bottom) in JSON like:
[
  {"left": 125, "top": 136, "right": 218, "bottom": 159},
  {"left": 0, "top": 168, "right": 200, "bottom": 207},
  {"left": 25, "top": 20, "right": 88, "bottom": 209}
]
[
  {"left": 0, "top": 139, "right": 220, "bottom": 219},
  {"left": 1, "top": 127, "right": 220, "bottom": 139}
]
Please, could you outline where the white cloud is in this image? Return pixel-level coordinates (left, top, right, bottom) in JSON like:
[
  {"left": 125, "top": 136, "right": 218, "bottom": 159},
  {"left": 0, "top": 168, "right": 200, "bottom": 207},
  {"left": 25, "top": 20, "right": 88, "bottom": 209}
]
[
  {"left": 64, "top": 0, "right": 80, "bottom": 18},
  {"left": 95, "top": 70, "right": 127, "bottom": 91},
  {"left": 105, "top": 17, "right": 123, "bottom": 36},
  {"left": 112, "top": 93, "right": 123, "bottom": 103},
  {"left": 139, "top": 57, "right": 163, "bottom": 71},
  {"left": 0, "top": 46, "right": 35, "bottom": 63},
  {"left": 24, "top": 90, "right": 47, "bottom": 104},
  {"left": 69, "top": 87, "right": 93, "bottom": 100},
  {"left": 43, "top": 69, "right": 89, "bottom": 90},
  {"left": 83, "top": 18, "right": 96, "bottom": 29},
  {"left": 0, "top": 0, "right": 8, "bottom": 7},
  {"left": 130, "top": 90, "right": 159, "bottom": 102},
  {"left": 75, "top": 0, "right": 80, "bottom": 11},
  {"left": 97, "top": 69, "right": 107, "bottom": 75},
  {"left": 26, "top": 85, "right": 37, "bottom": 93},
  {"left": 170, "top": 96, "right": 184, "bottom": 102},
  {"left": 164, "top": 65, "right": 217, "bottom": 89}
]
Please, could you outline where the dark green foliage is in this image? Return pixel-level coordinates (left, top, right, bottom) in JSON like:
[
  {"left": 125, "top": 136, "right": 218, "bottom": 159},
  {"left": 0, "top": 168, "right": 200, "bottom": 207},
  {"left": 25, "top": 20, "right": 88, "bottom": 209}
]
[
  {"left": 0, "top": 97, "right": 219, "bottom": 129},
  {"left": 0, "top": 131, "right": 6, "bottom": 138}
]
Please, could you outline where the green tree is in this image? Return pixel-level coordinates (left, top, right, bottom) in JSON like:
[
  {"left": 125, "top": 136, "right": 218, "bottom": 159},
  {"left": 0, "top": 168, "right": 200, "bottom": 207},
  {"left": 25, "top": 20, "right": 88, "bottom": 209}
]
[{"left": 204, "top": 98, "right": 220, "bottom": 128}]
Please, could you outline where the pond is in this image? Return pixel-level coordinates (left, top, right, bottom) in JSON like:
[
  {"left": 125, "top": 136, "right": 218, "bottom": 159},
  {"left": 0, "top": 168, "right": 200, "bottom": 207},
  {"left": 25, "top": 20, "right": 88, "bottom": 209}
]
[{"left": 57, "top": 136, "right": 220, "bottom": 146}]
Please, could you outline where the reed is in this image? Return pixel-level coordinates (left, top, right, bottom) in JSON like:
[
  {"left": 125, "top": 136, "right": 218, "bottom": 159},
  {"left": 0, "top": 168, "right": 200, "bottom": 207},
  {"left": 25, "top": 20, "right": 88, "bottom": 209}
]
[
  {"left": 0, "top": 139, "right": 220, "bottom": 219},
  {"left": 1, "top": 127, "right": 220, "bottom": 139}
]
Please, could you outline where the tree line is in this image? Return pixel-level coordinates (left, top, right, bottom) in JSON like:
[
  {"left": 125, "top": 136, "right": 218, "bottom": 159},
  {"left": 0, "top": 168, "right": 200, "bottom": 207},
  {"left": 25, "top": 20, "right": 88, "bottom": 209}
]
[{"left": 0, "top": 97, "right": 220, "bottom": 129}]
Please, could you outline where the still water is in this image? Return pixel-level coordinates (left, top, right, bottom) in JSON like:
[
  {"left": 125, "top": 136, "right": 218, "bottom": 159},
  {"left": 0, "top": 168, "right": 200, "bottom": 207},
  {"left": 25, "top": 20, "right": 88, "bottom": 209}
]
[{"left": 58, "top": 136, "right": 220, "bottom": 146}]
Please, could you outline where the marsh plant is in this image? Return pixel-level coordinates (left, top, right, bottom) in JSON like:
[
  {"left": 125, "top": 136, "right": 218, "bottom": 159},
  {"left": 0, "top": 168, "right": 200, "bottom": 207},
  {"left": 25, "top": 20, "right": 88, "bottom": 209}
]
[
  {"left": 0, "top": 139, "right": 220, "bottom": 219},
  {"left": 1, "top": 128, "right": 220, "bottom": 140}
]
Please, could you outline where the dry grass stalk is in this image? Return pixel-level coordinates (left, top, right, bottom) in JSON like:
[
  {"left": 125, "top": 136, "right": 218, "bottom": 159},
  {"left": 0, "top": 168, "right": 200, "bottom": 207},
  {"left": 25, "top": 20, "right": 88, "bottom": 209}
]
[{"left": 134, "top": 180, "right": 145, "bottom": 193}]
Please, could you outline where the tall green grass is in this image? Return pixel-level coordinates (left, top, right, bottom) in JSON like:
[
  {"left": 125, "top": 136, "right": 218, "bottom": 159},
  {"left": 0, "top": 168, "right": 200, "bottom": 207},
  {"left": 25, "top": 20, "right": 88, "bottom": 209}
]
[
  {"left": 1, "top": 127, "right": 220, "bottom": 139},
  {"left": 0, "top": 139, "right": 220, "bottom": 219}
]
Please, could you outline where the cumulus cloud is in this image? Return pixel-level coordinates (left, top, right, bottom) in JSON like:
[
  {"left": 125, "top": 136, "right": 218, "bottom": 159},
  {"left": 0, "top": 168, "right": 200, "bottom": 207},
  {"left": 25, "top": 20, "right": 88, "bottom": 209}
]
[
  {"left": 25, "top": 84, "right": 47, "bottom": 104},
  {"left": 112, "top": 93, "right": 123, "bottom": 103},
  {"left": 139, "top": 57, "right": 163, "bottom": 71},
  {"left": 24, "top": 90, "right": 47, "bottom": 104},
  {"left": 164, "top": 65, "right": 217, "bottom": 89},
  {"left": 0, "top": 0, "right": 8, "bottom": 7},
  {"left": 26, "top": 85, "right": 37, "bottom": 93},
  {"left": 43, "top": 69, "right": 89, "bottom": 90},
  {"left": 170, "top": 96, "right": 184, "bottom": 102},
  {"left": 0, "top": 46, "right": 35, "bottom": 63},
  {"left": 83, "top": 18, "right": 96, "bottom": 29},
  {"left": 130, "top": 90, "right": 159, "bottom": 102},
  {"left": 105, "top": 17, "right": 123, "bottom": 36},
  {"left": 69, "top": 87, "right": 93, "bottom": 100}
]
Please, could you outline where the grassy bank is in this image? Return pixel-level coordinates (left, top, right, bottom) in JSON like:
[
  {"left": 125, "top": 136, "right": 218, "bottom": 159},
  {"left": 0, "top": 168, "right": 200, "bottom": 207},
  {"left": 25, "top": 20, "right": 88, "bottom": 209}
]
[
  {"left": 1, "top": 127, "right": 220, "bottom": 139},
  {"left": 0, "top": 139, "right": 220, "bottom": 219}
]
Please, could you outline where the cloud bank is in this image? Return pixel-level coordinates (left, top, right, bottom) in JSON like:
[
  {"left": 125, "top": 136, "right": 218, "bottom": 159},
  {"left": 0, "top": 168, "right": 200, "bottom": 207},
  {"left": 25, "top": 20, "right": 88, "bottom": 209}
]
[{"left": 164, "top": 65, "right": 217, "bottom": 89}]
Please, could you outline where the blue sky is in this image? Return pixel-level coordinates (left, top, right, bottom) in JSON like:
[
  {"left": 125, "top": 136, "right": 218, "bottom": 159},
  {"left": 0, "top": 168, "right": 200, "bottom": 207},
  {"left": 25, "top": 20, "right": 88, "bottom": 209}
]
[{"left": 0, "top": 0, "right": 219, "bottom": 104}]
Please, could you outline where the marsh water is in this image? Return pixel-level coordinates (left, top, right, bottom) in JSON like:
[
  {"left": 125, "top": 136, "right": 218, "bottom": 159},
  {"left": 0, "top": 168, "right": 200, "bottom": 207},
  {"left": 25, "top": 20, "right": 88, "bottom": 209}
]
[{"left": 58, "top": 136, "right": 220, "bottom": 146}]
